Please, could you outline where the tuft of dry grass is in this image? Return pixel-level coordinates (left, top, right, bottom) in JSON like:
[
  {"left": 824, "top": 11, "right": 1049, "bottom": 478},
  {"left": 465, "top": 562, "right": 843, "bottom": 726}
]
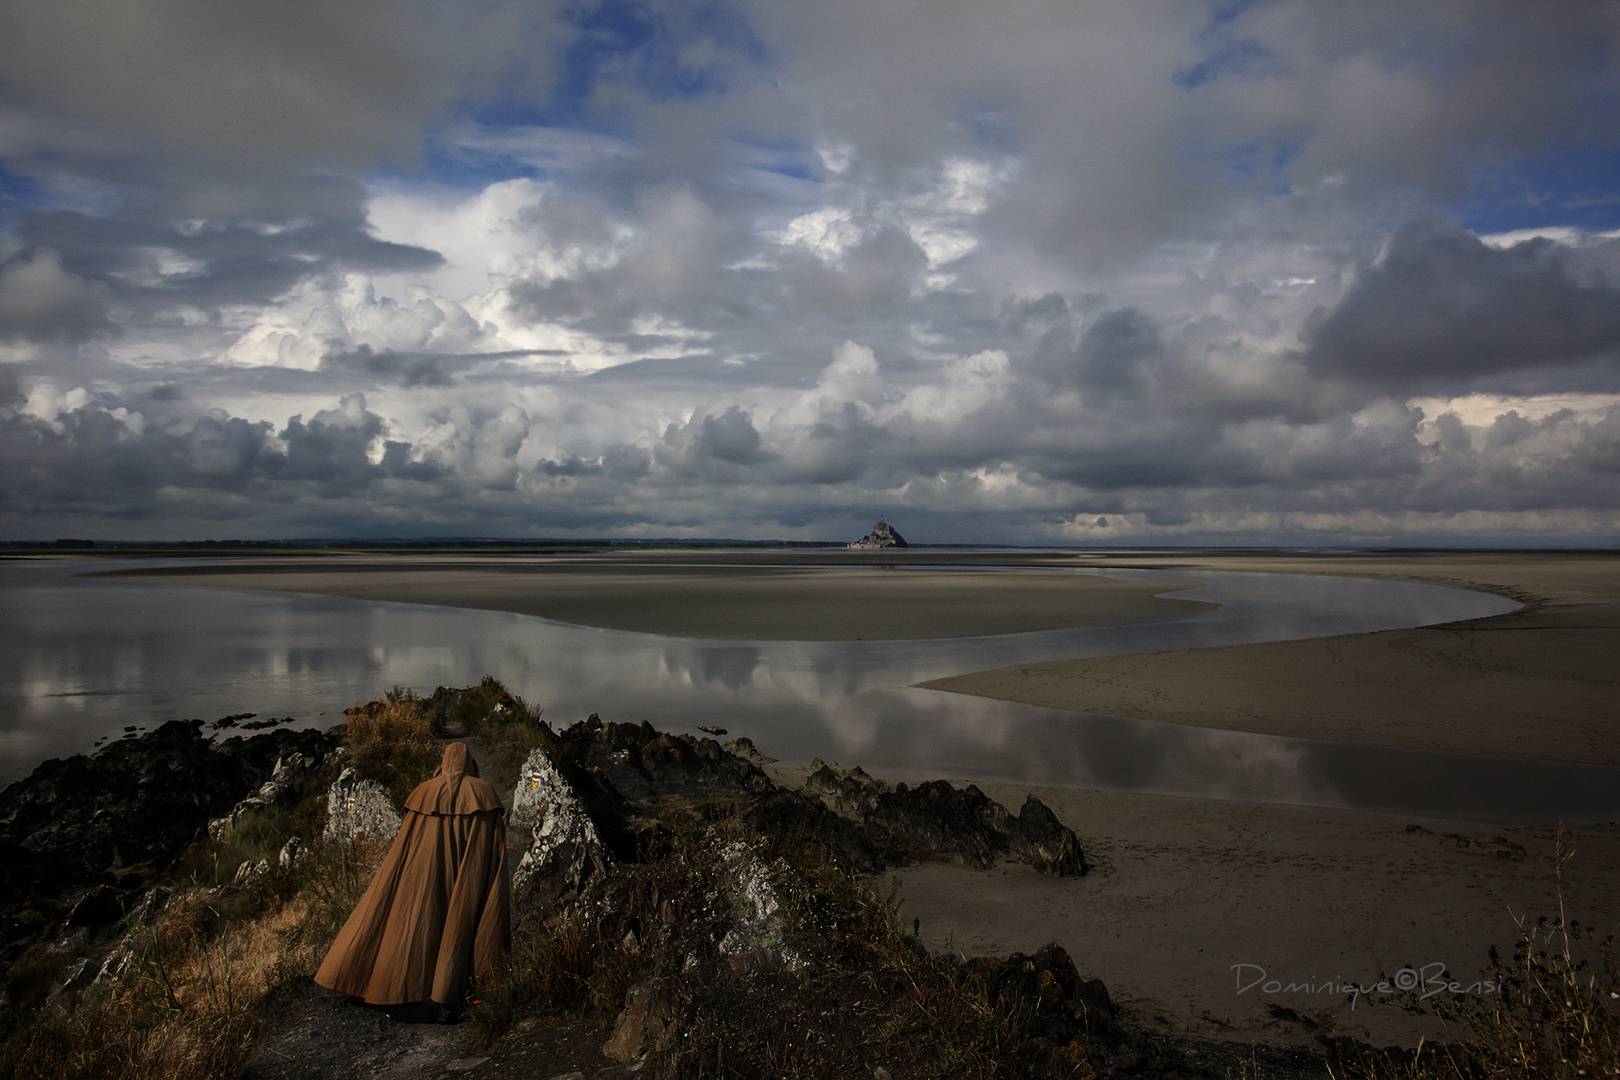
[
  {"left": 1, "top": 831, "right": 381, "bottom": 1080},
  {"left": 343, "top": 687, "right": 441, "bottom": 805},
  {"left": 1346, "top": 828, "right": 1620, "bottom": 1080}
]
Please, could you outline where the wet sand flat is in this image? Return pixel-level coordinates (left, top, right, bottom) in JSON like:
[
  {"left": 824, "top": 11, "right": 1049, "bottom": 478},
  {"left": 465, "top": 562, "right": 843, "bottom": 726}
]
[
  {"left": 110, "top": 558, "right": 1215, "bottom": 641},
  {"left": 761, "top": 759, "right": 1620, "bottom": 1048},
  {"left": 889, "top": 781, "right": 1620, "bottom": 1048},
  {"left": 924, "top": 551, "right": 1620, "bottom": 766}
]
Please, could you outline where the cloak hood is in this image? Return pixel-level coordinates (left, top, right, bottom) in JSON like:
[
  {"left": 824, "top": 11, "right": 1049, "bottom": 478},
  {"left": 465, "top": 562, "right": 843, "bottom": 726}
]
[{"left": 404, "top": 742, "right": 505, "bottom": 815}]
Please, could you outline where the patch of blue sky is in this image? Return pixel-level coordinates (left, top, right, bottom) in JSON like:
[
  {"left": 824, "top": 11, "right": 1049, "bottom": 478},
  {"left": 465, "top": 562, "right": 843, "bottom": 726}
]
[
  {"left": 372, "top": 138, "right": 541, "bottom": 194},
  {"left": 1176, "top": 0, "right": 1281, "bottom": 91},
  {"left": 507, "top": 0, "right": 769, "bottom": 132},
  {"left": 729, "top": 136, "right": 822, "bottom": 183},
  {"left": 0, "top": 165, "right": 123, "bottom": 226},
  {"left": 1460, "top": 139, "right": 1620, "bottom": 236},
  {"left": 1200, "top": 135, "right": 1302, "bottom": 197},
  {"left": 0, "top": 164, "right": 46, "bottom": 223}
]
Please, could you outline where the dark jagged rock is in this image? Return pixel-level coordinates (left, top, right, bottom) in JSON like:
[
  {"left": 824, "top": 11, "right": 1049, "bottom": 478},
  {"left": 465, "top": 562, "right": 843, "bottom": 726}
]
[
  {"left": 858, "top": 780, "right": 1089, "bottom": 875},
  {"left": 529, "top": 717, "right": 1087, "bottom": 877},
  {"left": 64, "top": 885, "right": 122, "bottom": 929},
  {"left": 739, "top": 791, "right": 888, "bottom": 873},
  {"left": 804, "top": 759, "right": 889, "bottom": 820},
  {"left": 964, "top": 942, "right": 1114, "bottom": 1041},
  {"left": 0, "top": 721, "right": 342, "bottom": 903},
  {"left": 865, "top": 780, "right": 1009, "bottom": 869},
  {"left": 1010, "top": 795, "right": 1090, "bottom": 876},
  {"left": 847, "top": 517, "right": 908, "bottom": 549},
  {"left": 722, "top": 736, "right": 776, "bottom": 765},
  {"left": 552, "top": 714, "right": 777, "bottom": 806}
]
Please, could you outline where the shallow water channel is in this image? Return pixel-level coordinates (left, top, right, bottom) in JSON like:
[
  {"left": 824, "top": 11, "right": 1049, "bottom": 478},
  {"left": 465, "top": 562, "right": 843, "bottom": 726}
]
[{"left": 3, "top": 556, "right": 1614, "bottom": 824}]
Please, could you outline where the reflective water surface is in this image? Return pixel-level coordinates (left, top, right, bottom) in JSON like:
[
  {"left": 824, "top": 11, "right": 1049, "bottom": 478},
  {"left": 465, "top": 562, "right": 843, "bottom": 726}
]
[{"left": 4, "top": 556, "right": 1613, "bottom": 824}]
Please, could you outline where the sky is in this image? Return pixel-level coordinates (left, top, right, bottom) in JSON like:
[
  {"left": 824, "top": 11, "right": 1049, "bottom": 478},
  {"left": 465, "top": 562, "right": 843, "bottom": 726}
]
[{"left": 2, "top": 1, "right": 1620, "bottom": 545}]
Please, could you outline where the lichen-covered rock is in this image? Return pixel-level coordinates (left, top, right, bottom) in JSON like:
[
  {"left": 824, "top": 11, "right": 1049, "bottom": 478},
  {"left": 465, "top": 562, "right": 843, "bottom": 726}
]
[
  {"left": 233, "top": 858, "right": 270, "bottom": 886},
  {"left": 209, "top": 749, "right": 329, "bottom": 840},
  {"left": 322, "top": 767, "right": 401, "bottom": 845},
  {"left": 716, "top": 840, "right": 802, "bottom": 975},
  {"left": 510, "top": 748, "right": 609, "bottom": 912}
]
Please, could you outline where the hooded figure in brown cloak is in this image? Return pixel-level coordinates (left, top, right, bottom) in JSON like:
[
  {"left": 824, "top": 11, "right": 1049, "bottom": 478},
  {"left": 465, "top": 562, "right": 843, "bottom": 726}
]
[{"left": 315, "top": 743, "right": 510, "bottom": 1008}]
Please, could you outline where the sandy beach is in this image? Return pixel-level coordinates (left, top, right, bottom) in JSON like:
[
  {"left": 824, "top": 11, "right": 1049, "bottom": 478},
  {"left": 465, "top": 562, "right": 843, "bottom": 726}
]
[
  {"left": 106, "top": 556, "right": 1216, "bottom": 641},
  {"left": 107, "top": 548, "right": 1620, "bottom": 1049}
]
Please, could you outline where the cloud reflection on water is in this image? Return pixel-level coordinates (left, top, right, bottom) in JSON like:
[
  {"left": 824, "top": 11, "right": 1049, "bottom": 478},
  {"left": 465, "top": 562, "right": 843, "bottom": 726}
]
[{"left": 5, "top": 559, "right": 1610, "bottom": 824}]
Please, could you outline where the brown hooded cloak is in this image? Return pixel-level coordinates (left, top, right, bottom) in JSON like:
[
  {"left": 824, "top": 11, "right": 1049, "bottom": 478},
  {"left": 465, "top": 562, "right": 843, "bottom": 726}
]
[{"left": 315, "top": 743, "right": 510, "bottom": 1006}]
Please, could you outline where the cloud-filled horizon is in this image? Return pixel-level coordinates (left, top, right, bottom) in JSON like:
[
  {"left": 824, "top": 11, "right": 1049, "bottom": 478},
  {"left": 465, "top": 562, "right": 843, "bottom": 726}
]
[{"left": 2, "top": 2, "right": 1619, "bottom": 545}]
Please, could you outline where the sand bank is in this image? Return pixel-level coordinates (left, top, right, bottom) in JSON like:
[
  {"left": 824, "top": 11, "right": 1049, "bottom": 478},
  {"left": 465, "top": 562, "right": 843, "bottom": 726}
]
[
  {"left": 924, "top": 551, "right": 1620, "bottom": 767},
  {"left": 107, "top": 557, "right": 1215, "bottom": 641}
]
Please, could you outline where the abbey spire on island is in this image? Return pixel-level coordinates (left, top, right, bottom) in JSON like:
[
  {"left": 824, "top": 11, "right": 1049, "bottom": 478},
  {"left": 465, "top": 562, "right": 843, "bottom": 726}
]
[{"left": 848, "top": 517, "right": 908, "bottom": 549}]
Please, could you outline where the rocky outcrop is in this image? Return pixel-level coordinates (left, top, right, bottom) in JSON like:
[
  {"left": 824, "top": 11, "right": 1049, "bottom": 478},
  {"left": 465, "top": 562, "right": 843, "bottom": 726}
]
[
  {"left": 510, "top": 747, "right": 610, "bottom": 912},
  {"left": 861, "top": 780, "right": 1090, "bottom": 876},
  {"left": 739, "top": 790, "right": 887, "bottom": 873},
  {"left": 963, "top": 942, "right": 1114, "bottom": 1041},
  {"left": 721, "top": 736, "right": 776, "bottom": 765},
  {"left": 603, "top": 978, "right": 679, "bottom": 1063},
  {"left": 542, "top": 715, "right": 777, "bottom": 860},
  {"left": 0, "top": 721, "right": 342, "bottom": 904},
  {"left": 804, "top": 759, "right": 889, "bottom": 820},
  {"left": 537, "top": 717, "right": 1086, "bottom": 877},
  {"left": 715, "top": 840, "right": 802, "bottom": 975},
  {"left": 209, "top": 748, "right": 331, "bottom": 840},
  {"left": 322, "top": 767, "right": 402, "bottom": 845},
  {"left": 848, "top": 517, "right": 908, "bottom": 549}
]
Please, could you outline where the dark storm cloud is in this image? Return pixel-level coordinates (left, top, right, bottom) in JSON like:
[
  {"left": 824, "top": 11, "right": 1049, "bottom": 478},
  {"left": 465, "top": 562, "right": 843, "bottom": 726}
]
[
  {"left": 1305, "top": 222, "right": 1620, "bottom": 392},
  {"left": 693, "top": 405, "right": 771, "bottom": 465},
  {"left": 0, "top": 392, "right": 445, "bottom": 523},
  {"left": 13, "top": 209, "right": 444, "bottom": 322},
  {"left": 0, "top": 364, "right": 22, "bottom": 406},
  {"left": 0, "top": 1, "right": 558, "bottom": 170},
  {"left": 1027, "top": 307, "right": 1168, "bottom": 396},
  {"left": 322, "top": 345, "right": 453, "bottom": 388},
  {"left": 0, "top": 248, "right": 111, "bottom": 342}
]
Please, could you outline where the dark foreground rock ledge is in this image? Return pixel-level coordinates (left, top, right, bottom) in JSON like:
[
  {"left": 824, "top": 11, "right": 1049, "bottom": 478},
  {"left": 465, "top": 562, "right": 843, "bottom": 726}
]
[{"left": 0, "top": 720, "right": 341, "bottom": 951}]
